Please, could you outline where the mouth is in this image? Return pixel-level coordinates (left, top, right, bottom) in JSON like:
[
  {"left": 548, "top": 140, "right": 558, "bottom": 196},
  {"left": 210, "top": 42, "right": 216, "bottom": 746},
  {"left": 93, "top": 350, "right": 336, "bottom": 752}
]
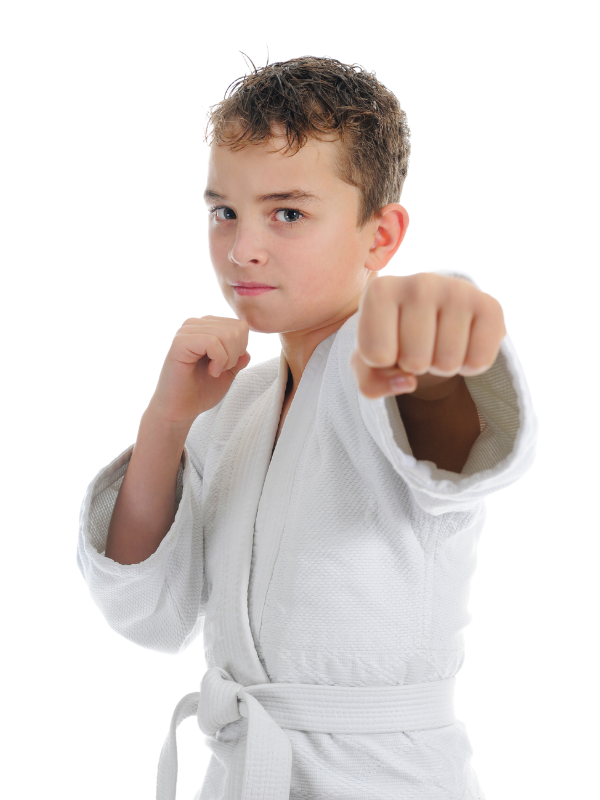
[
  {"left": 231, "top": 281, "right": 276, "bottom": 288},
  {"left": 232, "top": 284, "right": 276, "bottom": 296}
]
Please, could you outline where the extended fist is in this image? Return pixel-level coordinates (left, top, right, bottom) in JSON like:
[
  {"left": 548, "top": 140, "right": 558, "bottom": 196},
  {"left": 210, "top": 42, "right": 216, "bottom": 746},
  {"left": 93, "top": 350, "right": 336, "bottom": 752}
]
[{"left": 350, "top": 273, "right": 507, "bottom": 400}]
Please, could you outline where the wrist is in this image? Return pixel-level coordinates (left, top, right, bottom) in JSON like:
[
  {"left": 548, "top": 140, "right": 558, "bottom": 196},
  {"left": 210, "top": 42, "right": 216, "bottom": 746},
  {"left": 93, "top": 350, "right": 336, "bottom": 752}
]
[
  {"left": 409, "top": 373, "right": 464, "bottom": 401},
  {"left": 141, "top": 405, "right": 193, "bottom": 443}
]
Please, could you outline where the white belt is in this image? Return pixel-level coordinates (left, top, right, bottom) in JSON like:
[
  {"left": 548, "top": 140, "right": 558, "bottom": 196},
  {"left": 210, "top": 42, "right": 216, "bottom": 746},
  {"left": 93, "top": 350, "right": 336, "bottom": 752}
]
[{"left": 156, "top": 666, "right": 456, "bottom": 800}]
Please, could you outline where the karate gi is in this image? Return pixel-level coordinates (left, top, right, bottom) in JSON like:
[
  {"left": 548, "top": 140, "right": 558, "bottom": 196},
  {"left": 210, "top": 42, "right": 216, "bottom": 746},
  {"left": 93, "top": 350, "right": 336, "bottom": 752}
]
[{"left": 77, "top": 272, "right": 538, "bottom": 800}]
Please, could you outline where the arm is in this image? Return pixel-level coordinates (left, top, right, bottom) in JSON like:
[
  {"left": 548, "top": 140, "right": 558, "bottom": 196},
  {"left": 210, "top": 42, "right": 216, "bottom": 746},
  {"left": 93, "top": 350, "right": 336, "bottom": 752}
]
[
  {"left": 351, "top": 271, "right": 502, "bottom": 475},
  {"left": 352, "top": 273, "right": 538, "bottom": 515},
  {"left": 105, "top": 407, "right": 191, "bottom": 565},
  {"left": 395, "top": 373, "right": 482, "bottom": 474},
  {"left": 76, "top": 402, "right": 222, "bottom": 653}
]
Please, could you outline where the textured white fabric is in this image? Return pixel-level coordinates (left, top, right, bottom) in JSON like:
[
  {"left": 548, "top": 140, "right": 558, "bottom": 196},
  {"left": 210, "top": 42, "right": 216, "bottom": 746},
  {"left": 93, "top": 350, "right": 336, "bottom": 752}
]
[
  {"left": 157, "top": 667, "right": 457, "bottom": 800},
  {"left": 77, "top": 271, "right": 538, "bottom": 800}
]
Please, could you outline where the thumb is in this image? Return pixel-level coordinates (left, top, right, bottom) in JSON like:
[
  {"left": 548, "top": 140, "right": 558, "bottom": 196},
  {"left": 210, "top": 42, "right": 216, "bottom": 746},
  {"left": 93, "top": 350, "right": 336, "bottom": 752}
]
[{"left": 227, "top": 350, "right": 252, "bottom": 379}]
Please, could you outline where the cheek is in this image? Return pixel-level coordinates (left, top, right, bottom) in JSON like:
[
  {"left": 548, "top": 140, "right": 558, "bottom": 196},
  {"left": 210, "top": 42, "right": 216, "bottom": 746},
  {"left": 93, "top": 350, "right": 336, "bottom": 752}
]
[
  {"left": 327, "top": 215, "right": 363, "bottom": 253},
  {"left": 282, "top": 254, "right": 328, "bottom": 304},
  {"left": 291, "top": 234, "right": 362, "bottom": 299},
  {"left": 314, "top": 225, "right": 365, "bottom": 281},
  {"left": 304, "top": 221, "right": 354, "bottom": 262}
]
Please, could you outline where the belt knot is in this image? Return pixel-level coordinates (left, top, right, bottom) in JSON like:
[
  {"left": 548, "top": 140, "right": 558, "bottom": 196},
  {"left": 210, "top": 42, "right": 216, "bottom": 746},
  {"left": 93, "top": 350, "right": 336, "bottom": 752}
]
[
  {"left": 197, "top": 666, "right": 245, "bottom": 736},
  {"left": 157, "top": 668, "right": 457, "bottom": 800}
]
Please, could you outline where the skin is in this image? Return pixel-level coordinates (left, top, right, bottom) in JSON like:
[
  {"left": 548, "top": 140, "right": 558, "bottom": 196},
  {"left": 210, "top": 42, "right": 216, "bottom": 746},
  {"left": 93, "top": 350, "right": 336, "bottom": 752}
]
[
  {"left": 205, "top": 126, "right": 507, "bottom": 472},
  {"left": 205, "top": 127, "right": 385, "bottom": 390}
]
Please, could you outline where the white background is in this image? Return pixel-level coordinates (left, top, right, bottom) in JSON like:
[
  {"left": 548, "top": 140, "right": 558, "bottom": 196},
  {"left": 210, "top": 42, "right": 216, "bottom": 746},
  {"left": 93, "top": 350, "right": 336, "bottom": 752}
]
[{"left": 1, "top": 1, "right": 598, "bottom": 798}]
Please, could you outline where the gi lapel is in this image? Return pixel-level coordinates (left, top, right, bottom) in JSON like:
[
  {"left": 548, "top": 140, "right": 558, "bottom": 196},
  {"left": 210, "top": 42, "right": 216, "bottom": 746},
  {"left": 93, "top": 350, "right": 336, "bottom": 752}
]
[
  {"left": 202, "top": 352, "right": 288, "bottom": 688},
  {"left": 249, "top": 333, "right": 337, "bottom": 665},
  {"left": 203, "top": 330, "right": 337, "bottom": 690}
]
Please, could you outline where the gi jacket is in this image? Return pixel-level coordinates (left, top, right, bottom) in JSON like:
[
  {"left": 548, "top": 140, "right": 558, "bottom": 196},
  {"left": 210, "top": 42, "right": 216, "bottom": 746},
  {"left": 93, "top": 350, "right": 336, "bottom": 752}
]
[{"left": 77, "top": 273, "right": 538, "bottom": 799}]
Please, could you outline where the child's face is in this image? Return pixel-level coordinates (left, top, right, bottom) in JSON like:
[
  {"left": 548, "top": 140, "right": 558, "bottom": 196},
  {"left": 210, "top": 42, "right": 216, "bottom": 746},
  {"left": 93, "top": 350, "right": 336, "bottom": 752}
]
[{"left": 205, "top": 127, "right": 382, "bottom": 334}]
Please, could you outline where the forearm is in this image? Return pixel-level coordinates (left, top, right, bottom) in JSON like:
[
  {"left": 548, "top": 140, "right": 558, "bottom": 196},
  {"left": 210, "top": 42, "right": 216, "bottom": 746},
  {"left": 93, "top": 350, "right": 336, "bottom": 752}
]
[
  {"left": 104, "top": 408, "right": 192, "bottom": 565},
  {"left": 395, "top": 375, "right": 481, "bottom": 473}
]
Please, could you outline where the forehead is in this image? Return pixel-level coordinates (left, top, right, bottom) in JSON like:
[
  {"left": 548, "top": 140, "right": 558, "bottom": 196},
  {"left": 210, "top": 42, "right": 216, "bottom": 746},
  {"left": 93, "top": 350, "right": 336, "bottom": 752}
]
[{"left": 207, "top": 131, "right": 346, "bottom": 191}]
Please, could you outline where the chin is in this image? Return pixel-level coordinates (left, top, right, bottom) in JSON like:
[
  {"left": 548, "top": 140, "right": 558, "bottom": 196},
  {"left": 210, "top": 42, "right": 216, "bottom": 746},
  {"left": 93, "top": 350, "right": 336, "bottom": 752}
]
[
  {"left": 246, "top": 320, "right": 278, "bottom": 334},
  {"left": 232, "top": 309, "right": 284, "bottom": 335}
]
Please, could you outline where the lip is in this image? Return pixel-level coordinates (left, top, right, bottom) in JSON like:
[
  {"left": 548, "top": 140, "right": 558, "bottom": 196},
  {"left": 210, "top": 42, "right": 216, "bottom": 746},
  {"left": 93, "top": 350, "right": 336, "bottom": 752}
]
[
  {"left": 233, "top": 285, "right": 275, "bottom": 296},
  {"left": 231, "top": 282, "right": 276, "bottom": 288}
]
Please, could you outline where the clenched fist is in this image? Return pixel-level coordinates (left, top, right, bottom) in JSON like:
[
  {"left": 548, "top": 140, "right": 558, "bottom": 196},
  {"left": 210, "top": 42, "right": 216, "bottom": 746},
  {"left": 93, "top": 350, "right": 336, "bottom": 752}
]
[
  {"left": 148, "top": 315, "right": 251, "bottom": 425},
  {"left": 350, "top": 273, "right": 507, "bottom": 400}
]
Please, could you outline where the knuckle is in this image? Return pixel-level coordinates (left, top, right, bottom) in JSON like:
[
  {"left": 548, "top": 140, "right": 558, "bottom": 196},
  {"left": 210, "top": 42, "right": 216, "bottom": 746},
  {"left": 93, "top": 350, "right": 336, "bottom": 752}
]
[
  {"left": 357, "top": 334, "right": 393, "bottom": 369},
  {"left": 407, "top": 272, "right": 438, "bottom": 301},
  {"left": 368, "top": 275, "right": 395, "bottom": 300},
  {"left": 364, "top": 348, "right": 392, "bottom": 368},
  {"left": 398, "top": 355, "right": 426, "bottom": 374},
  {"left": 433, "top": 354, "right": 460, "bottom": 373},
  {"left": 494, "top": 305, "right": 507, "bottom": 335},
  {"left": 444, "top": 280, "right": 471, "bottom": 306},
  {"left": 207, "top": 333, "right": 224, "bottom": 348},
  {"left": 376, "top": 274, "right": 397, "bottom": 288},
  {"left": 481, "top": 292, "right": 505, "bottom": 320},
  {"left": 218, "top": 326, "right": 234, "bottom": 341},
  {"left": 464, "top": 355, "right": 494, "bottom": 374}
]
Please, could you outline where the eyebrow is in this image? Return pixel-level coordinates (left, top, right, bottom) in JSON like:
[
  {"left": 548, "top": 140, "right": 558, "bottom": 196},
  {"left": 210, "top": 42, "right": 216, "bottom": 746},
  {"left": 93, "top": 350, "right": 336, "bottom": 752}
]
[{"left": 203, "top": 188, "right": 323, "bottom": 205}]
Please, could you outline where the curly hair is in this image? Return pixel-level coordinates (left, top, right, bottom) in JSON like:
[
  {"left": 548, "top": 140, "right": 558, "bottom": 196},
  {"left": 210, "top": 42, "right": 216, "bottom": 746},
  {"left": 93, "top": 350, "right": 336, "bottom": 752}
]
[{"left": 204, "top": 55, "right": 411, "bottom": 230}]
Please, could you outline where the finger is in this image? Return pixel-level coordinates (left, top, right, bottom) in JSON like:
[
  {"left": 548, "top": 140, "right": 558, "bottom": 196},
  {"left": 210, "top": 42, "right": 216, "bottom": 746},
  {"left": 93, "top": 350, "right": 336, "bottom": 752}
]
[
  {"left": 182, "top": 329, "right": 243, "bottom": 375},
  {"left": 356, "top": 276, "right": 403, "bottom": 368},
  {"left": 460, "top": 299, "right": 506, "bottom": 376},
  {"left": 189, "top": 334, "right": 229, "bottom": 377},
  {"left": 350, "top": 349, "right": 417, "bottom": 399},
  {"left": 179, "top": 317, "right": 206, "bottom": 328},
  {"left": 397, "top": 299, "right": 438, "bottom": 376},
  {"left": 181, "top": 320, "right": 249, "bottom": 373},
  {"left": 213, "top": 330, "right": 245, "bottom": 373},
  {"left": 429, "top": 305, "right": 473, "bottom": 377},
  {"left": 227, "top": 350, "right": 252, "bottom": 378}
]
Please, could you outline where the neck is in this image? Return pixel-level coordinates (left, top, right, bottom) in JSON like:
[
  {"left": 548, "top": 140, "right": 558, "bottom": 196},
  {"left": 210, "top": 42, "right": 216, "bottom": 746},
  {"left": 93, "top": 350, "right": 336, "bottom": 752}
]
[{"left": 278, "top": 301, "right": 359, "bottom": 393}]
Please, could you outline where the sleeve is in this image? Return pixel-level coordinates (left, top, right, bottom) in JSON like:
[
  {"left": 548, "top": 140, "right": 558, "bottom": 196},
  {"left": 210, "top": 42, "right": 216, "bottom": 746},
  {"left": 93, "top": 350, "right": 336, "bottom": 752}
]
[
  {"left": 76, "top": 441, "right": 206, "bottom": 654},
  {"left": 356, "top": 270, "right": 539, "bottom": 516}
]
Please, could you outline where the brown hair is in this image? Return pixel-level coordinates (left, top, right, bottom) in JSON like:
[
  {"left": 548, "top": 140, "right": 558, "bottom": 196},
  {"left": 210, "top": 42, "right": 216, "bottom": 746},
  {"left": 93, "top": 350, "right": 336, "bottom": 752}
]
[{"left": 204, "top": 55, "right": 411, "bottom": 230}]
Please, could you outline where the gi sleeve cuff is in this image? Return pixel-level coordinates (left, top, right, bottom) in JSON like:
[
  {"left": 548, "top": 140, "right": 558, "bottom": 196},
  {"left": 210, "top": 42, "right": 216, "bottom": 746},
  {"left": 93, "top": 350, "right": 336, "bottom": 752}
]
[
  {"left": 356, "top": 272, "right": 539, "bottom": 515},
  {"left": 76, "top": 443, "right": 189, "bottom": 578}
]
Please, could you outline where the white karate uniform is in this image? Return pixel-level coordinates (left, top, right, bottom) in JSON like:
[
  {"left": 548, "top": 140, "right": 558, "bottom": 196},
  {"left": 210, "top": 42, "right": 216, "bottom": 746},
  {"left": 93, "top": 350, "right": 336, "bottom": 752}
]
[{"left": 77, "top": 273, "right": 538, "bottom": 800}]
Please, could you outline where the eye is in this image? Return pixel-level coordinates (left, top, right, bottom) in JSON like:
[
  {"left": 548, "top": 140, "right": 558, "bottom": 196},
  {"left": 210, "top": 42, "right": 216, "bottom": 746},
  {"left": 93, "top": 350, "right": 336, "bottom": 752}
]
[
  {"left": 211, "top": 206, "right": 236, "bottom": 220},
  {"left": 274, "top": 208, "right": 304, "bottom": 225},
  {"left": 209, "top": 205, "right": 305, "bottom": 226}
]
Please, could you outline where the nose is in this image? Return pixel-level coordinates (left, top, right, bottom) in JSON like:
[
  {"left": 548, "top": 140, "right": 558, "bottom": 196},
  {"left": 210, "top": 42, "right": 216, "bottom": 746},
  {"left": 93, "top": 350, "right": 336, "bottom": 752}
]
[{"left": 228, "top": 223, "right": 268, "bottom": 267}]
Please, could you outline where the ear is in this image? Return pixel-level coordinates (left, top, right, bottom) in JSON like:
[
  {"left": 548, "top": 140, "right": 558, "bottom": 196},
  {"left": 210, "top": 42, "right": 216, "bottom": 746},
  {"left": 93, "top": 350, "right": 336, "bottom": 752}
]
[{"left": 364, "top": 204, "right": 409, "bottom": 272}]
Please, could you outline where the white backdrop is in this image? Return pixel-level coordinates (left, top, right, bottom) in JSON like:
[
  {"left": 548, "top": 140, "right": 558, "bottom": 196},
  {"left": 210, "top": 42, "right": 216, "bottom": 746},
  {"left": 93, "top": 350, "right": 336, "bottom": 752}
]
[{"left": 1, "top": 1, "right": 598, "bottom": 798}]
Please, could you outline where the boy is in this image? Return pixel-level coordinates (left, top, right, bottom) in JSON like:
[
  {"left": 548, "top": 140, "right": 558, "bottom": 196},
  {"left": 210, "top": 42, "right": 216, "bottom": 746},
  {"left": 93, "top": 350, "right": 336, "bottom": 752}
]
[{"left": 78, "top": 56, "right": 538, "bottom": 800}]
